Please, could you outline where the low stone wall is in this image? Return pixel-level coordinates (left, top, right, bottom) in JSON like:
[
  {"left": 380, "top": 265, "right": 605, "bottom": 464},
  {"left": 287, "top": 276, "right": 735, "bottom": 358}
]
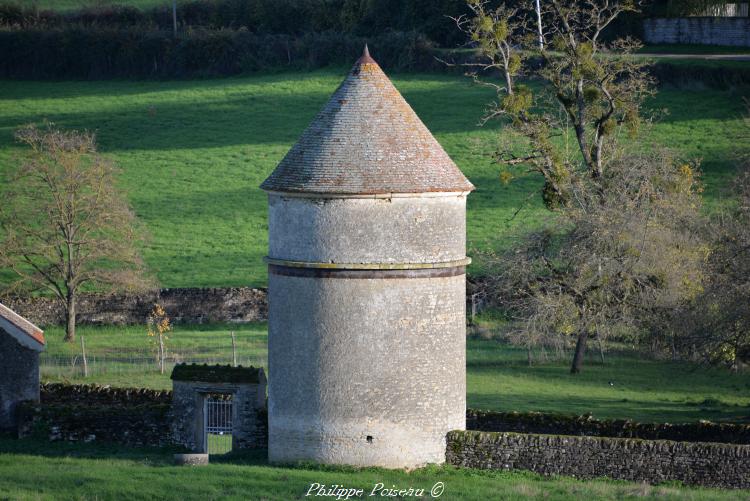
[
  {"left": 19, "top": 382, "right": 267, "bottom": 452},
  {"left": 39, "top": 382, "right": 171, "bottom": 406},
  {"left": 5, "top": 287, "right": 268, "bottom": 327},
  {"left": 643, "top": 17, "right": 750, "bottom": 47},
  {"left": 446, "top": 430, "right": 750, "bottom": 489},
  {"left": 466, "top": 409, "right": 750, "bottom": 444},
  {"left": 17, "top": 402, "right": 173, "bottom": 448},
  {"left": 18, "top": 384, "right": 173, "bottom": 448},
  {"left": 6, "top": 282, "right": 488, "bottom": 327}
]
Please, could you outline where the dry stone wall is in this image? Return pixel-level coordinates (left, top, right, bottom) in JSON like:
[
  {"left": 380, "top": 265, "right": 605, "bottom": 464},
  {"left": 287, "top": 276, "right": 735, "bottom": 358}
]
[
  {"left": 446, "top": 430, "right": 750, "bottom": 489},
  {"left": 19, "top": 381, "right": 267, "bottom": 452},
  {"left": 5, "top": 287, "right": 267, "bottom": 327},
  {"left": 18, "top": 384, "right": 173, "bottom": 448},
  {"left": 39, "top": 383, "right": 171, "bottom": 406},
  {"left": 467, "top": 409, "right": 750, "bottom": 444},
  {"left": 643, "top": 17, "right": 750, "bottom": 46}
]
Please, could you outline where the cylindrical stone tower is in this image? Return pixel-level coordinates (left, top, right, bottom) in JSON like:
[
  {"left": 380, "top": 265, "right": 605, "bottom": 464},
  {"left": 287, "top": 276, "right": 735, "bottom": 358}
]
[{"left": 260, "top": 47, "right": 474, "bottom": 469}]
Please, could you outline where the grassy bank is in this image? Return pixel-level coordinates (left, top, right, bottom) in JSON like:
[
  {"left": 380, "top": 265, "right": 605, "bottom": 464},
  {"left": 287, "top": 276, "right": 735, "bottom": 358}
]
[
  {"left": 0, "top": 437, "right": 746, "bottom": 501},
  {"left": 1, "top": 72, "right": 746, "bottom": 287},
  {"left": 39, "top": 323, "right": 750, "bottom": 423}
]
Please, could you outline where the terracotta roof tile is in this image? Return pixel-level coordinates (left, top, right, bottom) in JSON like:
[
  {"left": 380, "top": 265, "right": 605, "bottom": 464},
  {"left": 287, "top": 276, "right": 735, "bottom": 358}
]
[
  {"left": 260, "top": 47, "right": 475, "bottom": 195},
  {"left": 0, "top": 302, "right": 45, "bottom": 348}
]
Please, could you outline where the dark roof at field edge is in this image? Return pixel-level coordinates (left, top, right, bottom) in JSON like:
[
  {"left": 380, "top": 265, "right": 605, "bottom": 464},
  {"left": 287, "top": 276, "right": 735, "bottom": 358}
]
[
  {"left": 0, "top": 302, "right": 45, "bottom": 350},
  {"left": 260, "top": 46, "right": 475, "bottom": 195}
]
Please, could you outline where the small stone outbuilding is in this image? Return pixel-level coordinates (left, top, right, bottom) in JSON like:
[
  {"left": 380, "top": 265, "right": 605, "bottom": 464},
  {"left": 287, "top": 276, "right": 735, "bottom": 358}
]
[
  {"left": 171, "top": 364, "right": 267, "bottom": 453},
  {"left": 0, "top": 302, "right": 45, "bottom": 431}
]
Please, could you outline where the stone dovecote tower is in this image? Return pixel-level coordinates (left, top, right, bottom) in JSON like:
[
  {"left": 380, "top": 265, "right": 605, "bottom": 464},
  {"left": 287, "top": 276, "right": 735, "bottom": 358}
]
[{"left": 260, "top": 46, "right": 474, "bottom": 468}]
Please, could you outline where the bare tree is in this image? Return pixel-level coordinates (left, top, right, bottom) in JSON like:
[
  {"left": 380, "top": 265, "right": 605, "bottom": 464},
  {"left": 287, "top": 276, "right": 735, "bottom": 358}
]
[
  {"left": 483, "top": 151, "right": 709, "bottom": 373},
  {"left": 0, "top": 124, "right": 152, "bottom": 342},
  {"left": 451, "top": 0, "right": 671, "bottom": 372}
]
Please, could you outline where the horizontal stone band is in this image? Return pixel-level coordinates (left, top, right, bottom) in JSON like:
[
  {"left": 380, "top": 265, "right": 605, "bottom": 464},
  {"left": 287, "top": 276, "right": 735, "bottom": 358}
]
[
  {"left": 263, "top": 256, "right": 471, "bottom": 270},
  {"left": 268, "top": 264, "right": 467, "bottom": 279}
]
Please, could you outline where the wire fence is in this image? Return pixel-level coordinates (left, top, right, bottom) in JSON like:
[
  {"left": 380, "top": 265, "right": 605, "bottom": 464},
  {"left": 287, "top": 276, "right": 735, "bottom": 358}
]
[{"left": 40, "top": 347, "right": 266, "bottom": 380}]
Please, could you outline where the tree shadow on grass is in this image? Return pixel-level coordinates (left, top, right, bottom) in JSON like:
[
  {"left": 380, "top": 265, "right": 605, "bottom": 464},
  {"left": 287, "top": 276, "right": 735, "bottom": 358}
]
[
  {"left": 0, "top": 436, "right": 378, "bottom": 474},
  {"left": 0, "top": 82, "right": 497, "bottom": 154},
  {"left": 0, "top": 434, "right": 180, "bottom": 466},
  {"left": 467, "top": 391, "right": 750, "bottom": 424},
  {"left": 0, "top": 435, "right": 279, "bottom": 468}
]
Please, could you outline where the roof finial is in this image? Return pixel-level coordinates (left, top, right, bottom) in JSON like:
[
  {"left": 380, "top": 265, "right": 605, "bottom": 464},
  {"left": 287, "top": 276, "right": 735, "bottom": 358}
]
[{"left": 357, "top": 44, "right": 376, "bottom": 65}]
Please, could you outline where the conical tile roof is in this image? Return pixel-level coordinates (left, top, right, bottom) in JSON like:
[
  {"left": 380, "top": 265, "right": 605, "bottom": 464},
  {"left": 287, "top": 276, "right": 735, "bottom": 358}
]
[{"left": 260, "top": 47, "right": 475, "bottom": 195}]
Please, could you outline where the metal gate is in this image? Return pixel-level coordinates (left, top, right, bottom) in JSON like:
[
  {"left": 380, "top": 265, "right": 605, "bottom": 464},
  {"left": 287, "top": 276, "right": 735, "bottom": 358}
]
[{"left": 204, "top": 394, "right": 233, "bottom": 455}]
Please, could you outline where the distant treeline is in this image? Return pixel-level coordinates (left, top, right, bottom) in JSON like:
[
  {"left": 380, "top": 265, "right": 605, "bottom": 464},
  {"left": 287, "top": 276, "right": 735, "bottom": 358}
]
[
  {"left": 0, "top": 0, "right": 746, "bottom": 83},
  {"left": 0, "top": 0, "right": 471, "bottom": 46},
  {"left": 0, "top": 28, "right": 439, "bottom": 79},
  {"left": 1, "top": 24, "right": 746, "bottom": 87},
  {"left": 0, "top": 0, "right": 663, "bottom": 46}
]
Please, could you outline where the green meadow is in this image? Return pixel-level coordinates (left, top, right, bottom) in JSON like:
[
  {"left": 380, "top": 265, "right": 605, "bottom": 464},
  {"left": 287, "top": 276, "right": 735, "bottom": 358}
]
[
  {"left": 0, "top": 437, "right": 748, "bottom": 501},
  {"left": 39, "top": 323, "right": 750, "bottom": 423},
  {"left": 1, "top": 71, "right": 747, "bottom": 287},
  {"left": 1, "top": 64, "right": 749, "bottom": 501}
]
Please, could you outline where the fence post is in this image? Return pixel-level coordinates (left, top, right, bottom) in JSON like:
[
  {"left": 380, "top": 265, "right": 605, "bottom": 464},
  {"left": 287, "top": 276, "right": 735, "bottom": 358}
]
[
  {"left": 158, "top": 331, "right": 165, "bottom": 374},
  {"left": 231, "top": 331, "right": 237, "bottom": 367},
  {"left": 80, "top": 336, "right": 88, "bottom": 378}
]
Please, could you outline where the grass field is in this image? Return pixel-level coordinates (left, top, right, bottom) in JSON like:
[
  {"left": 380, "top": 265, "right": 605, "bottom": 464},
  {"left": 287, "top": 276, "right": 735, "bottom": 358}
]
[
  {"left": 0, "top": 437, "right": 747, "bottom": 501},
  {"left": 1, "top": 71, "right": 747, "bottom": 287},
  {"left": 39, "top": 323, "right": 750, "bottom": 423},
  {"left": 639, "top": 44, "right": 750, "bottom": 56}
]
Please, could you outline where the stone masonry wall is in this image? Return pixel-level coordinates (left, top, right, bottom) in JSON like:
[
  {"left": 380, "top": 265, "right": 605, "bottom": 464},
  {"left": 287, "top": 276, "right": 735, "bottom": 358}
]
[
  {"left": 0, "top": 331, "right": 39, "bottom": 431},
  {"left": 268, "top": 272, "right": 466, "bottom": 468},
  {"left": 171, "top": 379, "right": 267, "bottom": 453},
  {"left": 643, "top": 18, "right": 750, "bottom": 47},
  {"left": 39, "top": 382, "right": 172, "bottom": 406},
  {"left": 446, "top": 430, "right": 750, "bottom": 489},
  {"left": 18, "top": 382, "right": 267, "bottom": 451},
  {"left": 18, "top": 384, "right": 173, "bottom": 448},
  {"left": 5, "top": 282, "right": 486, "bottom": 328},
  {"left": 6, "top": 287, "right": 267, "bottom": 327},
  {"left": 466, "top": 409, "right": 750, "bottom": 444}
]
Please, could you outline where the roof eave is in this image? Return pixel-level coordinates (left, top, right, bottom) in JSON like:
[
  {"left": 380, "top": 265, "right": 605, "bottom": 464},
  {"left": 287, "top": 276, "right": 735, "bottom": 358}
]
[
  {"left": 261, "top": 187, "right": 475, "bottom": 198},
  {"left": 0, "top": 303, "right": 46, "bottom": 351}
]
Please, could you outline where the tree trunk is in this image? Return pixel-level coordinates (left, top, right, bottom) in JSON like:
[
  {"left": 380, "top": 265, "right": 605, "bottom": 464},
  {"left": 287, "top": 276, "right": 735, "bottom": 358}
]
[
  {"left": 65, "top": 292, "right": 76, "bottom": 342},
  {"left": 570, "top": 331, "right": 588, "bottom": 374},
  {"left": 597, "top": 331, "right": 605, "bottom": 364}
]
